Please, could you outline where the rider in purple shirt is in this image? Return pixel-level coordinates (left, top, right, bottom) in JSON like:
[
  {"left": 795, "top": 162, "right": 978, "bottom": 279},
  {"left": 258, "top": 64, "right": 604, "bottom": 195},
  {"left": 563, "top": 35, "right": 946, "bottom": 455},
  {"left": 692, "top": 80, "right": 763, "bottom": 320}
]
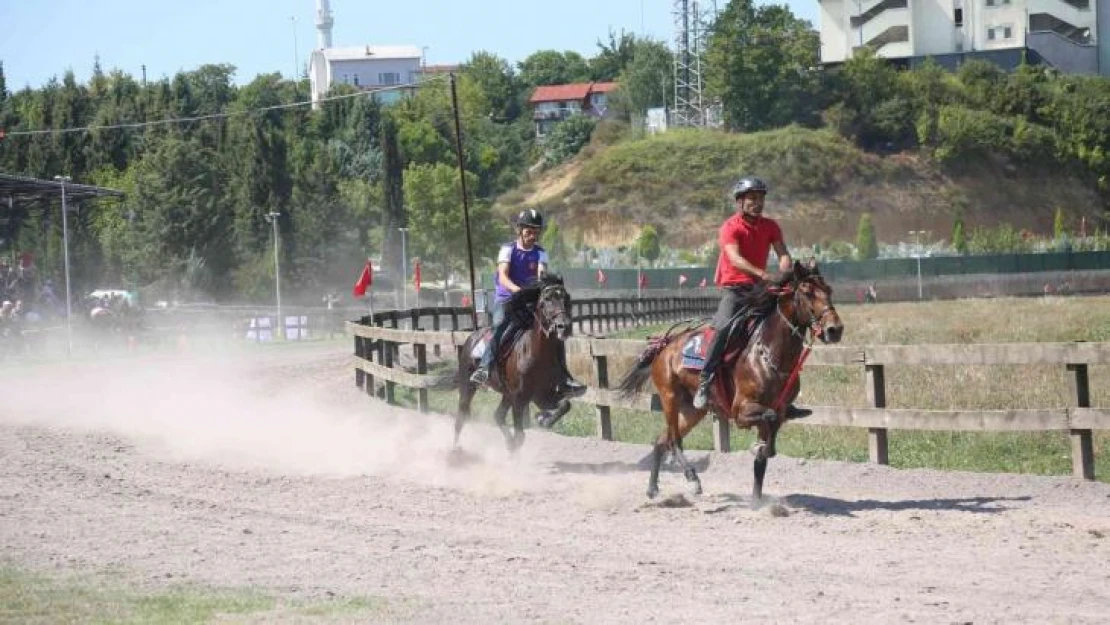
[{"left": 470, "top": 209, "right": 585, "bottom": 396}]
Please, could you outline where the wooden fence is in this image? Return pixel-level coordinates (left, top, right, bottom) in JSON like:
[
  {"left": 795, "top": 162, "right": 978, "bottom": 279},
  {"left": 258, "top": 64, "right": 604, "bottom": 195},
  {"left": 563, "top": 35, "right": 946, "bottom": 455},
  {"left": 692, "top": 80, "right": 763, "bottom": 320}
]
[{"left": 348, "top": 304, "right": 1110, "bottom": 480}]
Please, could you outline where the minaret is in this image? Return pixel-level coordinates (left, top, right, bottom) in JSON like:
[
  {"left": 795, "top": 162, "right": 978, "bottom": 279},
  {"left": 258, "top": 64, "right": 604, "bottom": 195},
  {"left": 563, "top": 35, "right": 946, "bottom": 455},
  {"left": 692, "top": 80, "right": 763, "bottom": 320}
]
[{"left": 315, "top": 0, "right": 333, "bottom": 50}]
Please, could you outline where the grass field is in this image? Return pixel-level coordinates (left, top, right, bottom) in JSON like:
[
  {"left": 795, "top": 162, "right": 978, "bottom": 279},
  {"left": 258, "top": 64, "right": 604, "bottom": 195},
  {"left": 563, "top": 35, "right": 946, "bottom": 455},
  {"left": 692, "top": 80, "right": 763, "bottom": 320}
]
[
  {"left": 0, "top": 567, "right": 395, "bottom": 624},
  {"left": 401, "top": 295, "right": 1110, "bottom": 482}
]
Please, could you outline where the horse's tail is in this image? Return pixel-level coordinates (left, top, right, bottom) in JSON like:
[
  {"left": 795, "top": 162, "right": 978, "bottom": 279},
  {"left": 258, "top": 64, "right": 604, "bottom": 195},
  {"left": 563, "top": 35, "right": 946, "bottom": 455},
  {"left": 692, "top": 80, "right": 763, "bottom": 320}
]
[
  {"left": 616, "top": 319, "right": 705, "bottom": 399},
  {"left": 615, "top": 350, "right": 657, "bottom": 399}
]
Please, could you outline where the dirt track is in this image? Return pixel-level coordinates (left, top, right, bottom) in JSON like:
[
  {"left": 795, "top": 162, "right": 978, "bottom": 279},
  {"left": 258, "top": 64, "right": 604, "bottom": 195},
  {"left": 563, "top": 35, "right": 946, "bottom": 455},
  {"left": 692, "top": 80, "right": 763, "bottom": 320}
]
[{"left": 3, "top": 343, "right": 1110, "bottom": 623}]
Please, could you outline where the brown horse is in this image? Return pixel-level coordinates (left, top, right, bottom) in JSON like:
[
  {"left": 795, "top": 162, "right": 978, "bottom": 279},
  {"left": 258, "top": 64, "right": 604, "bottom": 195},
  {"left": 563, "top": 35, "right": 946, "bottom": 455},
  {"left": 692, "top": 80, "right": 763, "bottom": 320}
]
[
  {"left": 456, "top": 274, "right": 580, "bottom": 452},
  {"left": 616, "top": 261, "right": 844, "bottom": 504}
]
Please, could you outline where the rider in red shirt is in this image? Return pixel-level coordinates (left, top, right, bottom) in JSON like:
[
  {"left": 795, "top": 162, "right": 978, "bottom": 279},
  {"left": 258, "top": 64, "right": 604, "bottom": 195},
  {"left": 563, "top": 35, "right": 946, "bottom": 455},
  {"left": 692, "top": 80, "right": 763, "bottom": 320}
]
[{"left": 692, "top": 177, "right": 809, "bottom": 419}]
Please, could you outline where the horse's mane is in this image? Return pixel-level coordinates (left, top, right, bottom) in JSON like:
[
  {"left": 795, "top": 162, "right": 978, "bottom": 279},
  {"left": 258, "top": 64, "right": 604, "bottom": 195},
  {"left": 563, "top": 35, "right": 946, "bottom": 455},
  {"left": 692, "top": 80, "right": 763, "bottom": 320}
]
[
  {"left": 727, "top": 262, "right": 820, "bottom": 333},
  {"left": 504, "top": 273, "right": 566, "bottom": 324}
]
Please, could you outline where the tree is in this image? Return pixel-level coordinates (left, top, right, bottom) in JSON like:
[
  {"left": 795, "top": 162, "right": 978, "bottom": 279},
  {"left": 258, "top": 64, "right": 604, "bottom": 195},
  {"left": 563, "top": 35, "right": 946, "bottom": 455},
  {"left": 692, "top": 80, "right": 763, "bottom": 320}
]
[
  {"left": 1054, "top": 207, "right": 1067, "bottom": 240},
  {"left": 952, "top": 212, "right": 968, "bottom": 255},
  {"left": 380, "top": 112, "right": 406, "bottom": 280},
  {"left": 544, "top": 115, "right": 595, "bottom": 165},
  {"left": 129, "top": 137, "right": 234, "bottom": 293},
  {"left": 855, "top": 213, "right": 878, "bottom": 260},
  {"left": 461, "top": 51, "right": 521, "bottom": 121},
  {"left": 705, "top": 0, "right": 821, "bottom": 131},
  {"left": 540, "top": 220, "right": 570, "bottom": 269},
  {"left": 634, "top": 225, "right": 661, "bottom": 266},
  {"left": 402, "top": 163, "right": 506, "bottom": 280},
  {"left": 590, "top": 30, "right": 639, "bottom": 81},
  {"left": 826, "top": 49, "right": 904, "bottom": 148},
  {"left": 518, "top": 50, "right": 591, "bottom": 89},
  {"left": 610, "top": 38, "right": 673, "bottom": 118}
]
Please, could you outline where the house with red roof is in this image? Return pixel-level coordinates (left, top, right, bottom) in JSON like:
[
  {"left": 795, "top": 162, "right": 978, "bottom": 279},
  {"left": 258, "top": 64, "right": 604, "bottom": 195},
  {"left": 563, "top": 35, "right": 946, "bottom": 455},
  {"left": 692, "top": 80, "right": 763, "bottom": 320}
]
[{"left": 528, "top": 81, "right": 618, "bottom": 139}]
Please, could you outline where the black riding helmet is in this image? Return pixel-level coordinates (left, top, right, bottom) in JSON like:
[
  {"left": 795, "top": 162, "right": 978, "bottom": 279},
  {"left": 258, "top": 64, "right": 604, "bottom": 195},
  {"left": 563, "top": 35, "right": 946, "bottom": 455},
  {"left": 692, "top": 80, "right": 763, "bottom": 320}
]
[
  {"left": 732, "top": 176, "right": 769, "bottom": 199},
  {"left": 516, "top": 208, "right": 545, "bottom": 229}
]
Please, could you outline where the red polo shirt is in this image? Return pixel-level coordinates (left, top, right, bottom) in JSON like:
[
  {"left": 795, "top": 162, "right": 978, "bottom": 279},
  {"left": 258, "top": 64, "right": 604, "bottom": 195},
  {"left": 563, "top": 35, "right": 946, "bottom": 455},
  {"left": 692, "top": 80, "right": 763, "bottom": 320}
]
[{"left": 714, "top": 213, "right": 783, "bottom": 287}]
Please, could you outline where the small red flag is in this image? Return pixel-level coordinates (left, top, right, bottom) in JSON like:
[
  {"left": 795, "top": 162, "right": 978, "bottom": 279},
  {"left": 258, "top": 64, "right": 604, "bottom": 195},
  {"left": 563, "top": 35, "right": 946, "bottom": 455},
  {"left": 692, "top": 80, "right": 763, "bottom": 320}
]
[
  {"left": 638, "top": 272, "right": 647, "bottom": 288},
  {"left": 678, "top": 274, "right": 688, "bottom": 286},
  {"left": 353, "top": 259, "right": 373, "bottom": 297},
  {"left": 413, "top": 261, "right": 422, "bottom": 292},
  {"left": 596, "top": 268, "right": 607, "bottom": 285}
]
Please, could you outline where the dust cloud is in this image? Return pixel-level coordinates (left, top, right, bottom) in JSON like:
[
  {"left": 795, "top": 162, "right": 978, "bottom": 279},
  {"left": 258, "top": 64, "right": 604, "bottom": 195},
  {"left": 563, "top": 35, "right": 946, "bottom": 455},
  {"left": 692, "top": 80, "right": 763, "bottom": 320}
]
[{"left": 2, "top": 351, "right": 547, "bottom": 496}]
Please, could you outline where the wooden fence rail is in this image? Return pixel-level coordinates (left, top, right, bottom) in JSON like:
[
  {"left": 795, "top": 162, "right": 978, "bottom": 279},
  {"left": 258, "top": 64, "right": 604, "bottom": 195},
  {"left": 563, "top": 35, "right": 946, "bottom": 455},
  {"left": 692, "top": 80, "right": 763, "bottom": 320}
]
[{"left": 347, "top": 304, "right": 1109, "bottom": 480}]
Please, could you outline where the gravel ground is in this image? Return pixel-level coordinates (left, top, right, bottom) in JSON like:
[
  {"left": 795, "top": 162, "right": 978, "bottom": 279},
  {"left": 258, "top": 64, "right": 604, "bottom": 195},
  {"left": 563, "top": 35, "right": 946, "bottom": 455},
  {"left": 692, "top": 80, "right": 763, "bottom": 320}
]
[{"left": 3, "top": 342, "right": 1109, "bottom": 623}]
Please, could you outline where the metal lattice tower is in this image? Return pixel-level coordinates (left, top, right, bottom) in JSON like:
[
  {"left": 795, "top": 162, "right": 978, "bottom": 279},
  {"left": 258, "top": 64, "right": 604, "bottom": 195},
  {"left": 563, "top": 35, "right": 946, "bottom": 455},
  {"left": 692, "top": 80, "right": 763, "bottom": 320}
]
[{"left": 671, "top": 0, "right": 718, "bottom": 128}]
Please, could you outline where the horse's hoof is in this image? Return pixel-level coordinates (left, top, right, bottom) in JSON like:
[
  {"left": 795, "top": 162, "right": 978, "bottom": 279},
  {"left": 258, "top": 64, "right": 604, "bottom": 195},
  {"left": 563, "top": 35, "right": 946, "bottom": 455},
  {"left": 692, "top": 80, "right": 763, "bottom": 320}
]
[
  {"left": 646, "top": 485, "right": 659, "bottom": 499},
  {"left": 535, "top": 411, "right": 553, "bottom": 428},
  {"left": 687, "top": 480, "right": 703, "bottom": 496}
]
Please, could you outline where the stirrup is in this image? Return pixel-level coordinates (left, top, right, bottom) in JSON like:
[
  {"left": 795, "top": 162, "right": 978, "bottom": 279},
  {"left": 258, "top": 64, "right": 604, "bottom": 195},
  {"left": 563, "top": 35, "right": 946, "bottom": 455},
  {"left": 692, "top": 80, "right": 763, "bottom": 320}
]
[{"left": 470, "top": 367, "right": 489, "bottom": 385}]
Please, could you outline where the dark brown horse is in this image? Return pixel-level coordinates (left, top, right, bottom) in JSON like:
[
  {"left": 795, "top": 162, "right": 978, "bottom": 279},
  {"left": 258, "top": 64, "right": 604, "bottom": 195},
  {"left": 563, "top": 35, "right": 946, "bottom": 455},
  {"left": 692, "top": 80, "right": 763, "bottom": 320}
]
[
  {"left": 456, "top": 274, "right": 578, "bottom": 452},
  {"left": 616, "top": 261, "right": 844, "bottom": 504}
]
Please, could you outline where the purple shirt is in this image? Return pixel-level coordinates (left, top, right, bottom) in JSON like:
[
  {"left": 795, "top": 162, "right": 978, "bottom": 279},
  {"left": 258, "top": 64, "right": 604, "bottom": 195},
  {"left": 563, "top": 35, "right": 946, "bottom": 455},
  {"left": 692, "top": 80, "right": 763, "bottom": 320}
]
[{"left": 493, "top": 242, "right": 548, "bottom": 302}]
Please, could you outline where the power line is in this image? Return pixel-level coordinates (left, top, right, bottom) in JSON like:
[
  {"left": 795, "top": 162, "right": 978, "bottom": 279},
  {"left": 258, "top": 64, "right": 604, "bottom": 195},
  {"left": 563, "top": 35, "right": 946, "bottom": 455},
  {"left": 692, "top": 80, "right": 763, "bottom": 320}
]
[{"left": 3, "top": 75, "right": 448, "bottom": 138}]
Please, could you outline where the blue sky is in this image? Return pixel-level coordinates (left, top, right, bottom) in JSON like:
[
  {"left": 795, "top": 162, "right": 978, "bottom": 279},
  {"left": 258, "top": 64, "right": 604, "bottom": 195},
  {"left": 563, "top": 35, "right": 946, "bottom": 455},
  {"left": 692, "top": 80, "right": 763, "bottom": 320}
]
[{"left": 0, "top": 0, "right": 817, "bottom": 91}]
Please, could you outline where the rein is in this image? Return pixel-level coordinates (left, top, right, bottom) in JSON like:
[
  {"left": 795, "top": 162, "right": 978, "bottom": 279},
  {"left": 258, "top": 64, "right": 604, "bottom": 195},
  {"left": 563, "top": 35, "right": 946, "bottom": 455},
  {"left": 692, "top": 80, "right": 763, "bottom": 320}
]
[
  {"left": 766, "top": 281, "right": 834, "bottom": 414},
  {"left": 534, "top": 287, "right": 571, "bottom": 339}
]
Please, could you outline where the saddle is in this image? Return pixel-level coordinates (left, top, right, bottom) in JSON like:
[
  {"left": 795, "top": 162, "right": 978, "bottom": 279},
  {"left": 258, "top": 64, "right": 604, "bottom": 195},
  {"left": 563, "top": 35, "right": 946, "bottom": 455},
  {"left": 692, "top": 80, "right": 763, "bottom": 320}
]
[
  {"left": 469, "top": 327, "right": 494, "bottom": 360},
  {"left": 679, "top": 320, "right": 755, "bottom": 372}
]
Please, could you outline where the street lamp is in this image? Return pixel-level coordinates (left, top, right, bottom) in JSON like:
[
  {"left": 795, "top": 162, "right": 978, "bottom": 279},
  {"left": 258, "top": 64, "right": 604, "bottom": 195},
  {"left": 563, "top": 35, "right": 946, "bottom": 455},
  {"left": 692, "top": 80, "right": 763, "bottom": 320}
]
[
  {"left": 265, "top": 211, "right": 282, "bottom": 338},
  {"left": 398, "top": 227, "right": 409, "bottom": 309},
  {"left": 53, "top": 175, "right": 74, "bottom": 357},
  {"left": 909, "top": 230, "right": 928, "bottom": 300}
]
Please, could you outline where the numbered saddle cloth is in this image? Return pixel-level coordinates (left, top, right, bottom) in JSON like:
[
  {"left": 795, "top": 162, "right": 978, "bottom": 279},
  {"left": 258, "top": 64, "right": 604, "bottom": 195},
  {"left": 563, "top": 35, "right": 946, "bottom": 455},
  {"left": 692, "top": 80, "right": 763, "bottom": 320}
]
[
  {"left": 470, "top": 327, "right": 494, "bottom": 360},
  {"left": 680, "top": 327, "right": 716, "bottom": 370}
]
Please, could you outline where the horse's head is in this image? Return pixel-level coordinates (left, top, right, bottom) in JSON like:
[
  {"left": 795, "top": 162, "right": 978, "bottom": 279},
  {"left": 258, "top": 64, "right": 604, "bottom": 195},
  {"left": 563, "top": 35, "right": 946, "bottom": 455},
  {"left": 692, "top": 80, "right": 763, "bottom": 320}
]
[
  {"left": 535, "top": 274, "right": 572, "bottom": 341},
  {"left": 785, "top": 261, "right": 843, "bottom": 343}
]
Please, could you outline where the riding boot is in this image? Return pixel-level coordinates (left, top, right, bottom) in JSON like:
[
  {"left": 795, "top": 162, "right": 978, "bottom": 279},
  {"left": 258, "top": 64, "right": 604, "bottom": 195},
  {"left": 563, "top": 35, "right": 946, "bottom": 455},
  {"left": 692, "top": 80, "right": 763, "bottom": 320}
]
[
  {"left": 470, "top": 324, "right": 504, "bottom": 385},
  {"left": 556, "top": 346, "right": 587, "bottom": 398},
  {"left": 693, "top": 323, "right": 732, "bottom": 410},
  {"left": 784, "top": 404, "right": 813, "bottom": 419},
  {"left": 692, "top": 373, "right": 714, "bottom": 410}
]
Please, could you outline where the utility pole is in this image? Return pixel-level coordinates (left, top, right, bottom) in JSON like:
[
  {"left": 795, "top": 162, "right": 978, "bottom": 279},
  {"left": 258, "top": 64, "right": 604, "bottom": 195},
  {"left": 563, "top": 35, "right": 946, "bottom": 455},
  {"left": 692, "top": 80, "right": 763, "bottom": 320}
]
[
  {"left": 54, "top": 175, "right": 74, "bottom": 357},
  {"left": 266, "top": 211, "right": 282, "bottom": 337},
  {"left": 398, "top": 227, "right": 409, "bottom": 309}
]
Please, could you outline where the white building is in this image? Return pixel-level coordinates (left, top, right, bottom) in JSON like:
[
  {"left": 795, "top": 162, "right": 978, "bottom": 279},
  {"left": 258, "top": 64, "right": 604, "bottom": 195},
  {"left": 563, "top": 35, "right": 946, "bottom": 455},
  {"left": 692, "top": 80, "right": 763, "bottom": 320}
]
[
  {"left": 307, "top": 0, "right": 424, "bottom": 108},
  {"left": 819, "top": 0, "right": 1109, "bottom": 75}
]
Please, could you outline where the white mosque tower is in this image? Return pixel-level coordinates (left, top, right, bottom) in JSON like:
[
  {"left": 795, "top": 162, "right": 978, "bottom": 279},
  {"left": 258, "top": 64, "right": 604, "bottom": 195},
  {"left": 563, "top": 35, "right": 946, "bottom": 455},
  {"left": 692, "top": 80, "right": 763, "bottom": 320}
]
[
  {"left": 315, "top": 0, "right": 333, "bottom": 50},
  {"left": 308, "top": 0, "right": 423, "bottom": 109}
]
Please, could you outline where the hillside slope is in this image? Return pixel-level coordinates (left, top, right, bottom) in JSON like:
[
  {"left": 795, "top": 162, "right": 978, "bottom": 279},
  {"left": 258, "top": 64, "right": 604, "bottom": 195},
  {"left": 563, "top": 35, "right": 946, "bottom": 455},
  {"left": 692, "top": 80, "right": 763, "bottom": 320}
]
[{"left": 501, "top": 126, "right": 1103, "bottom": 249}]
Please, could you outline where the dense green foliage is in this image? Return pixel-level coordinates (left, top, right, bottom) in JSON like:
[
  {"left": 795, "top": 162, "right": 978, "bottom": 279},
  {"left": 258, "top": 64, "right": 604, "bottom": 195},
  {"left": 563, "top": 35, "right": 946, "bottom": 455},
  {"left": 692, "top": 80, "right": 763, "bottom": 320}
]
[
  {"left": 2, "top": 0, "right": 1110, "bottom": 302},
  {"left": 855, "top": 213, "right": 878, "bottom": 260}
]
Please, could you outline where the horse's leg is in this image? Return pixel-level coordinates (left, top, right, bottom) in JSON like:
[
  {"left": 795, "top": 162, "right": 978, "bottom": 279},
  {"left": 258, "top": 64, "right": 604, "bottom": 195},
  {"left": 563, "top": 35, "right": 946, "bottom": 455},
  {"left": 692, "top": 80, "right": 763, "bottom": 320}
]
[
  {"left": 454, "top": 346, "right": 478, "bottom": 448},
  {"left": 492, "top": 395, "right": 513, "bottom": 449},
  {"left": 650, "top": 384, "right": 708, "bottom": 498},
  {"left": 751, "top": 422, "right": 776, "bottom": 506},
  {"left": 509, "top": 399, "right": 527, "bottom": 453},
  {"left": 536, "top": 398, "right": 571, "bottom": 429},
  {"left": 733, "top": 400, "right": 779, "bottom": 507},
  {"left": 673, "top": 436, "right": 702, "bottom": 496},
  {"left": 666, "top": 388, "right": 707, "bottom": 496},
  {"left": 454, "top": 381, "right": 476, "bottom": 449},
  {"left": 646, "top": 431, "right": 668, "bottom": 500}
]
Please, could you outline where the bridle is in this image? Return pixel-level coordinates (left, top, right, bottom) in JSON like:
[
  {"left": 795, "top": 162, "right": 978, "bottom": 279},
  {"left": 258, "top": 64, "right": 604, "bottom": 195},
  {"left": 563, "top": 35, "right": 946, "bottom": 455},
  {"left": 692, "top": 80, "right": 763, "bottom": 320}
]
[
  {"left": 534, "top": 285, "right": 571, "bottom": 338},
  {"left": 771, "top": 278, "right": 836, "bottom": 342}
]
